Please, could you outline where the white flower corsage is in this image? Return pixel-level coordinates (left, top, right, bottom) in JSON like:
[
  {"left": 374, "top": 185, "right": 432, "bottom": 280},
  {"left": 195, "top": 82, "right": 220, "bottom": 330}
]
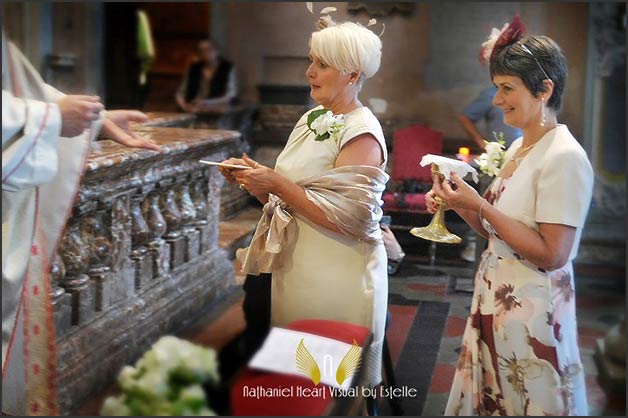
[
  {"left": 475, "top": 132, "right": 507, "bottom": 177},
  {"left": 307, "top": 109, "right": 346, "bottom": 142},
  {"left": 480, "top": 22, "right": 510, "bottom": 63}
]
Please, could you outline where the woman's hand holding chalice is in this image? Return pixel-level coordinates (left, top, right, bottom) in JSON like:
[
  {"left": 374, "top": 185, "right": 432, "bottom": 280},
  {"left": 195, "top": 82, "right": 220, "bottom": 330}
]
[
  {"left": 411, "top": 162, "right": 476, "bottom": 244},
  {"left": 431, "top": 171, "right": 484, "bottom": 213}
]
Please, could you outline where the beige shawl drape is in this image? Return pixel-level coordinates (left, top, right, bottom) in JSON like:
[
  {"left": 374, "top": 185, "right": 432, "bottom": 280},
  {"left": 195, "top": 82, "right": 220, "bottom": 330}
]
[{"left": 236, "top": 165, "right": 389, "bottom": 275}]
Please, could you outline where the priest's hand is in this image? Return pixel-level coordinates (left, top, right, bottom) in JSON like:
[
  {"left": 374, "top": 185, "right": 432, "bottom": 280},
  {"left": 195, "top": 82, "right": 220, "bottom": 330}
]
[
  {"left": 56, "top": 95, "right": 104, "bottom": 137},
  {"left": 101, "top": 110, "right": 160, "bottom": 151}
]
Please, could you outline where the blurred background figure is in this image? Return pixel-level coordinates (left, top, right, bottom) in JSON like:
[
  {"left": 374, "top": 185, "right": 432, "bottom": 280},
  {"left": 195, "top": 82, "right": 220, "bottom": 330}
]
[
  {"left": 457, "top": 85, "right": 522, "bottom": 151},
  {"left": 175, "top": 38, "right": 238, "bottom": 112},
  {"left": 137, "top": 8, "right": 155, "bottom": 108},
  {"left": 457, "top": 86, "right": 523, "bottom": 263},
  {"left": 381, "top": 216, "right": 405, "bottom": 275}
]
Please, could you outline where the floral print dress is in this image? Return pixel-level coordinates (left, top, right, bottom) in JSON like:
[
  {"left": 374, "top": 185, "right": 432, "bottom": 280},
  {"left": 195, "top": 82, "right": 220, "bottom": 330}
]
[
  {"left": 445, "top": 126, "right": 593, "bottom": 416},
  {"left": 445, "top": 177, "right": 588, "bottom": 416}
]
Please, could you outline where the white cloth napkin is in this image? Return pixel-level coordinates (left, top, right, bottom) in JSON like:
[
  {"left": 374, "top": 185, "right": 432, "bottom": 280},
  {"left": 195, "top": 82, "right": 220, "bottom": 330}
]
[
  {"left": 420, "top": 154, "right": 479, "bottom": 183},
  {"left": 248, "top": 327, "right": 361, "bottom": 390}
]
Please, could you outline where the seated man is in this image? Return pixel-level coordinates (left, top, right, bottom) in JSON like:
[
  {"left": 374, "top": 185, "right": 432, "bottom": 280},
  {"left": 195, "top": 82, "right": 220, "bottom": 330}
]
[{"left": 175, "top": 38, "right": 238, "bottom": 112}]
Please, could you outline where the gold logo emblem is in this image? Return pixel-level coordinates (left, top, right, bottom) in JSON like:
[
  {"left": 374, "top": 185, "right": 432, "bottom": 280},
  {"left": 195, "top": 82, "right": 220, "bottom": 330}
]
[{"left": 295, "top": 338, "right": 361, "bottom": 386}]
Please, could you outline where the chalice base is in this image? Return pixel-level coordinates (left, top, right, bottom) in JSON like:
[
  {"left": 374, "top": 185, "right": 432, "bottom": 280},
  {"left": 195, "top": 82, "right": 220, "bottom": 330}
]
[{"left": 410, "top": 225, "right": 462, "bottom": 245}]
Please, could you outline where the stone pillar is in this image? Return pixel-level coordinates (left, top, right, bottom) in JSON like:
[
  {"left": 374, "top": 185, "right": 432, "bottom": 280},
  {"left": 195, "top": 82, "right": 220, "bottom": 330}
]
[
  {"left": 144, "top": 191, "right": 170, "bottom": 280},
  {"left": 161, "top": 186, "right": 186, "bottom": 269},
  {"left": 84, "top": 213, "right": 113, "bottom": 311},
  {"left": 191, "top": 173, "right": 211, "bottom": 253},
  {"left": 59, "top": 220, "right": 95, "bottom": 326},
  {"left": 130, "top": 195, "right": 152, "bottom": 290},
  {"left": 583, "top": 2, "right": 627, "bottom": 403},
  {"left": 50, "top": 253, "right": 72, "bottom": 338},
  {"left": 178, "top": 182, "right": 201, "bottom": 262}
]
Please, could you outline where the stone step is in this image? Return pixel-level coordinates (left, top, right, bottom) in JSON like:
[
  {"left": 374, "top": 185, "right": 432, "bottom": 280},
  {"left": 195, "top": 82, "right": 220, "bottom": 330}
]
[
  {"left": 219, "top": 205, "right": 262, "bottom": 286},
  {"left": 594, "top": 338, "right": 627, "bottom": 394},
  {"left": 219, "top": 205, "right": 262, "bottom": 259}
]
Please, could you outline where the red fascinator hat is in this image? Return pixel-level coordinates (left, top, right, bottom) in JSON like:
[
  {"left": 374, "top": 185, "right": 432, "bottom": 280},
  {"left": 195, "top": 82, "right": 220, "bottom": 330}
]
[{"left": 479, "top": 15, "right": 527, "bottom": 65}]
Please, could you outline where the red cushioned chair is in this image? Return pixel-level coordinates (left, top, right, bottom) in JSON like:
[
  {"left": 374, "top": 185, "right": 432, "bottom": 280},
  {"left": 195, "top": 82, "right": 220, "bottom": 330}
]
[
  {"left": 382, "top": 124, "right": 444, "bottom": 214},
  {"left": 230, "top": 319, "right": 372, "bottom": 416}
]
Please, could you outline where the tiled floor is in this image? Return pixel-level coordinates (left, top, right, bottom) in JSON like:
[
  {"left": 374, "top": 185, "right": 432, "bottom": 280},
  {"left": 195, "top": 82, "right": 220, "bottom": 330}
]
[
  {"left": 74, "top": 202, "right": 626, "bottom": 416},
  {"left": 175, "top": 253, "right": 625, "bottom": 416},
  {"left": 387, "top": 256, "right": 626, "bottom": 416}
]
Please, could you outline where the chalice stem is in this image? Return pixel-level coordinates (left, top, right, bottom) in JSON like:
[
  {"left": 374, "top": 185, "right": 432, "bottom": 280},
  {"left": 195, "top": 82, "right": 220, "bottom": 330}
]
[
  {"left": 410, "top": 195, "right": 462, "bottom": 244},
  {"left": 433, "top": 198, "right": 446, "bottom": 226}
]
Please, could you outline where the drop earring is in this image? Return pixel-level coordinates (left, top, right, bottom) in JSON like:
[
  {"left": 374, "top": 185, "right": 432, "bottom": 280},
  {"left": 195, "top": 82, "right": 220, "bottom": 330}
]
[{"left": 540, "top": 97, "right": 546, "bottom": 127}]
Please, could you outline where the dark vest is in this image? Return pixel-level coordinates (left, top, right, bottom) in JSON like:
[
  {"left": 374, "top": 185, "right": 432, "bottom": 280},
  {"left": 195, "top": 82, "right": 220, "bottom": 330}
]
[{"left": 184, "top": 58, "right": 233, "bottom": 102}]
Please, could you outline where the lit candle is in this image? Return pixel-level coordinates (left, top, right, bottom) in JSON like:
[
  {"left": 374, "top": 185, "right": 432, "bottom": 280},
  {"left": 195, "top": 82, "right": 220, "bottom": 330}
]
[{"left": 458, "top": 147, "right": 470, "bottom": 157}]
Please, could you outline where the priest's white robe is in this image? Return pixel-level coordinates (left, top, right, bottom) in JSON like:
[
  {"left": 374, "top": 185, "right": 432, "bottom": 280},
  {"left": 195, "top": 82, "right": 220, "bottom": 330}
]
[{"left": 2, "top": 32, "right": 103, "bottom": 415}]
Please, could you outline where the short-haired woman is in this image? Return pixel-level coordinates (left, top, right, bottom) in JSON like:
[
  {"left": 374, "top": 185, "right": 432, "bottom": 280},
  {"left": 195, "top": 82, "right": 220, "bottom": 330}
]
[
  {"left": 219, "top": 19, "right": 389, "bottom": 387},
  {"left": 426, "top": 17, "right": 594, "bottom": 415}
]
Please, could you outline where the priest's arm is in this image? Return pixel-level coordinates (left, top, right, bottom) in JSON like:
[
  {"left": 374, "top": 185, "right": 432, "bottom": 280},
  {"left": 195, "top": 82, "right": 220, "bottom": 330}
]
[{"left": 2, "top": 90, "right": 63, "bottom": 192}]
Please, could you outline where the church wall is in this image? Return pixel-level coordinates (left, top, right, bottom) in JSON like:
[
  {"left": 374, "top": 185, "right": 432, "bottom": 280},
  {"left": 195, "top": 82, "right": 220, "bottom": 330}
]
[
  {"left": 220, "top": 2, "right": 588, "bottom": 146},
  {"left": 4, "top": 2, "right": 590, "bottom": 145}
]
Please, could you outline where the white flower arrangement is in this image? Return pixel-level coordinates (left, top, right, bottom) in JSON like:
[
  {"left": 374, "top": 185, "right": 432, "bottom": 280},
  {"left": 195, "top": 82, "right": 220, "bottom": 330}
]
[
  {"left": 307, "top": 109, "right": 346, "bottom": 142},
  {"left": 480, "top": 22, "right": 510, "bottom": 63},
  {"left": 475, "top": 132, "right": 507, "bottom": 177},
  {"left": 100, "top": 336, "right": 220, "bottom": 416}
]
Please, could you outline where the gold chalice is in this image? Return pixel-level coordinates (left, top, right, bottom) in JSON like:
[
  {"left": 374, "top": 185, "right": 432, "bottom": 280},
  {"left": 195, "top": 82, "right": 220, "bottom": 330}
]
[{"left": 410, "top": 164, "right": 462, "bottom": 244}]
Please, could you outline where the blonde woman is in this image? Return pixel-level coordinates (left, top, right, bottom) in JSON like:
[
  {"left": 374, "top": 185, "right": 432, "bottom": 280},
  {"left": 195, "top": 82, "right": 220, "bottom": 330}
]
[{"left": 219, "top": 19, "right": 388, "bottom": 387}]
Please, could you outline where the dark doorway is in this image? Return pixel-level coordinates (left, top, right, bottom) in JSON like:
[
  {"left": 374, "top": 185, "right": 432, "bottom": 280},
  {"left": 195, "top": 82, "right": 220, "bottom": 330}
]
[
  {"left": 103, "top": 2, "right": 210, "bottom": 111},
  {"left": 141, "top": 2, "right": 211, "bottom": 111},
  {"left": 103, "top": 2, "right": 142, "bottom": 109}
]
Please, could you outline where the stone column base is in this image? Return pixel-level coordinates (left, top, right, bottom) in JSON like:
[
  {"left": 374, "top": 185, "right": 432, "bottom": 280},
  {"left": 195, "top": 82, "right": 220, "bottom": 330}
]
[{"left": 57, "top": 249, "right": 235, "bottom": 414}]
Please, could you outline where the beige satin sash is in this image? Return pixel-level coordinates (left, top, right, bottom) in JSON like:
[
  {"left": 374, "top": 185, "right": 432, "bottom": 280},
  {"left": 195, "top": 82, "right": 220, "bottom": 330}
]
[{"left": 236, "top": 165, "right": 389, "bottom": 275}]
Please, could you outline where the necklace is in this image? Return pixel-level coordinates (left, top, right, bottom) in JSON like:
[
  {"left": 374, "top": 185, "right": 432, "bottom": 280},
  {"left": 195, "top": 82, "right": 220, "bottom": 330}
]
[
  {"left": 500, "top": 125, "right": 557, "bottom": 178},
  {"left": 510, "top": 142, "right": 536, "bottom": 166},
  {"left": 511, "top": 124, "right": 559, "bottom": 165},
  {"left": 498, "top": 142, "right": 537, "bottom": 179}
]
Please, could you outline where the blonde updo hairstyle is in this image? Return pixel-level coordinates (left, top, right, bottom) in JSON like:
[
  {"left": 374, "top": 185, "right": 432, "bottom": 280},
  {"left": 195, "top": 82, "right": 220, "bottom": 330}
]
[{"left": 309, "top": 21, "right": 382, "bottom": 91}]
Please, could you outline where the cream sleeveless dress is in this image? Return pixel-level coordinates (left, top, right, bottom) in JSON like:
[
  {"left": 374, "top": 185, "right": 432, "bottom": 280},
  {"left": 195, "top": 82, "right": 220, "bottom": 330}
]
[{"left": 272, "top": 105, "right": 388, "bottom": 386}]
